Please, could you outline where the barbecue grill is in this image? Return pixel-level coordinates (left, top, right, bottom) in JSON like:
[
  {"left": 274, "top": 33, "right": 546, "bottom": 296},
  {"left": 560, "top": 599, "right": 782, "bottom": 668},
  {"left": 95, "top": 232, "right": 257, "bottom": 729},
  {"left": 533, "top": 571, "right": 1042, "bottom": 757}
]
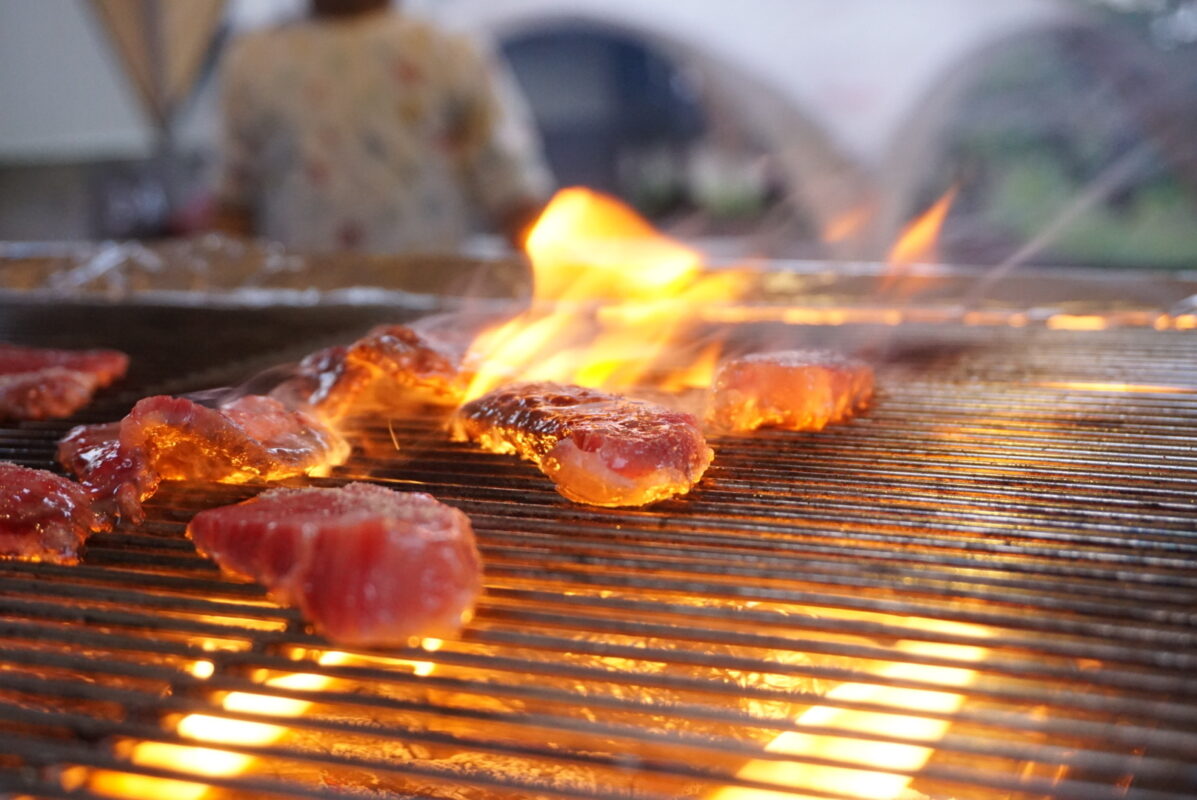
[{"left": 1, "top": 265, "right": 1196, "bottom": 800}]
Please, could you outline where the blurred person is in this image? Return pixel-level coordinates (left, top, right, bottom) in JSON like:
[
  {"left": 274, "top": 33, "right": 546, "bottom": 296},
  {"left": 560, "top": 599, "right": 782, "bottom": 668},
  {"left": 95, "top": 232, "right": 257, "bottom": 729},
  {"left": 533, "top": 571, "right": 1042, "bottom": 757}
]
[{"left": 213, "top": 0, "right": 552, "bottom": 252}]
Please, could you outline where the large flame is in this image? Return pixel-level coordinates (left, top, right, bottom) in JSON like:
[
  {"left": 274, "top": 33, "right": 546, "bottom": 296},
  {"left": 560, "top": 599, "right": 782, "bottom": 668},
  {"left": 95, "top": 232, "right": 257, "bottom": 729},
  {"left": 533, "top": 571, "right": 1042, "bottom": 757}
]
[
  {"left": 464, "top": 188, "right": 750, "bottom": 400},
  {"left": 525, "top": 187, "right": 703, "bottom": 303}
]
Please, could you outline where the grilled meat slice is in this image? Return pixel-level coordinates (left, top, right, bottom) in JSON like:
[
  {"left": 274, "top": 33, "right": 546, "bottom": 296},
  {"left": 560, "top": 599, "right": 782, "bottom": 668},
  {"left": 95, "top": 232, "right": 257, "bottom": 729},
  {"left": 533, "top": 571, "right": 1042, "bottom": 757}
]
[
  {"left": 0, "top": 462, "right": 106, "bottom": 563},
  {"left": 119, "top": 394, "right": 351, "bottom": 485},
  {"left": 188, "top": 483, "right": 482, "bottom": 645},
  {"left": 709, "top": 350, "right": 874, "bottom": 433},
  {"left": 57, "top": 421, "right": 153, "bottom": 523},
  {"left": 0, "top": 343, "right": 128, "bottom": 421},
  {"left": 59, "top": 394, "right": 350, "bottom": 523},
  {"left": 269, "top": 344, "right": 368, "bottom": 420},
  {"left": 271, "top": 323, "right": 467, "bottom": 419},
  {"left": 452, "top": 382, "right": 713, "bottom": 507}
]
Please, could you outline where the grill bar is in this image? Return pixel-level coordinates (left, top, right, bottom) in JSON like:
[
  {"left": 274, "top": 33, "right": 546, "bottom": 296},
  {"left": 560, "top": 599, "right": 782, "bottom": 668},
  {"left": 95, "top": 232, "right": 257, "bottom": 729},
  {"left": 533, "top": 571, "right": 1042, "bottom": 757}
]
[
  {"left": 1, "top": 307, "right": 1196, "bottom": 798},
  {"left": 4, "top": 611, "right": 1195, "bottom": 761}
]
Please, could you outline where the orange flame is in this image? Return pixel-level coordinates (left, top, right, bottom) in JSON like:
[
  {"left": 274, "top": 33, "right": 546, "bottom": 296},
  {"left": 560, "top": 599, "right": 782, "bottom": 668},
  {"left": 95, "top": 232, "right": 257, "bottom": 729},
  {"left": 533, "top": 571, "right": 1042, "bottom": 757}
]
[
  {"left": 881, "top": 187, "right": 957, "bottom": 295},
  {"left": 464, "top": 188, "right": 750, "bottom": 400},
  {"left": 821, "top": 204, "right": 872, "bottom": 245},
  {"left": 887, "top": 187, "right": 957, "bottom": 267},
  {"left": 525, "top": 187, "right": 703, "bottom": 303}
]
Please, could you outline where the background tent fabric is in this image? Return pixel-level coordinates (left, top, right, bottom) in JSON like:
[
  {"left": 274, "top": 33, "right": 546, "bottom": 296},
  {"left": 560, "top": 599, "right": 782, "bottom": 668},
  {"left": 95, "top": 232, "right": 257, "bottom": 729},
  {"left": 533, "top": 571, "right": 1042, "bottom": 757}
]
[{"left": 90, "top": 0, "right": 228, "bottom": 129}]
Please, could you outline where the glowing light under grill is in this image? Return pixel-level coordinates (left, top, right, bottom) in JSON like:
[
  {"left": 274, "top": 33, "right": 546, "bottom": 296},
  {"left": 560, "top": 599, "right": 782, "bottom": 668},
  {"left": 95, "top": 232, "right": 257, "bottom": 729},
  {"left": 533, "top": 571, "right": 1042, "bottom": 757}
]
[
  {"left": 87, "top": 644, "right": 442, "bottom": 799},
  {"left": 712, "top": 620, "right": 990, "bottom": 800}
]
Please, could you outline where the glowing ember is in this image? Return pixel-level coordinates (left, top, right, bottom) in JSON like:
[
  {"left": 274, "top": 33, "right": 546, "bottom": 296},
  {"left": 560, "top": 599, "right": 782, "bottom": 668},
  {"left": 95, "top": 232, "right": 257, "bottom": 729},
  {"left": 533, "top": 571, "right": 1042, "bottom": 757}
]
[
  {"left": 1036, "top": 380, "right": 1197, "bottom": 394},
  {"left": 711, "top": 620, "right": 991, "bottom": 800},
  {"left": 87, "top": 647, "right": 443, "bottom": 799},
  {"left": 1047, "top": 314, "right": 1109, "bottom": 331},
  {"left": 188, "top": 660, "right": 215, "bottom": 679},
  {"left": 464, "top": 188, "right": 752, "bottom": 400}
]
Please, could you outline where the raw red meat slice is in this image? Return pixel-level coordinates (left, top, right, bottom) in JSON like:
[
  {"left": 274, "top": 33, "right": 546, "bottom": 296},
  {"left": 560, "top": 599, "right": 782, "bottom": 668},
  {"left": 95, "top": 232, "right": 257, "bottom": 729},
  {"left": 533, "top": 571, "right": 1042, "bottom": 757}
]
[
  {"left": 451, "top": 382, "right": 713, "bottom": 507},
  {"left": 188, "top": 483, "right": 482, "bottom": 645},
  {"left": 708, "top": 349, "right": 874, "bottom": 433},
  {"left": 0, "top": 343, "right": 128, "bottom": 385},
  {"left": 59, "top": 394, "right": 350, "bottom": 523},
  {"left": 0, "top": 369, "right": 101, "bottom": 422},
  {"left": 271, "top": 324, "right": 466, "bottom": 419},
  {"left": 0, "top": 462, "right": 106, "bottom": 563},
  {"left": 0, "top": 343, "right": 128, "bottom": 421}
]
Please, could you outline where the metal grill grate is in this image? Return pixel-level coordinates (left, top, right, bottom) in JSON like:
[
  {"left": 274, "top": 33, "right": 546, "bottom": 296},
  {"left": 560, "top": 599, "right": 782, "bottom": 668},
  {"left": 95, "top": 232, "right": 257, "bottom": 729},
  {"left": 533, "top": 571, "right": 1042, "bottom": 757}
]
[{"left": 0, "top": 304, "right": 1195, "bottom": 800}]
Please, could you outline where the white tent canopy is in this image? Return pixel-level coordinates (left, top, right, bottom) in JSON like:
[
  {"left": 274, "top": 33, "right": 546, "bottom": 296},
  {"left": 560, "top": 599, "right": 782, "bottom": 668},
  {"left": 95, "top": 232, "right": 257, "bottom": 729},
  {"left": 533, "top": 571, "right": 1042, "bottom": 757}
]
[
  {"left": 435, "top": 0, "right": 1080, "bottom": 169},
  {"left": 1, "top": 0, "right": 1098, "bottom": 252},
  {"left": 434, "top": 0, "right": 1087, "bottom": 253},
  {"left": 92, "top": 0, "right": 226, "bottom": 128},
  {"left": 1, "top": 0, "right": 1082, "bottom": 164}
]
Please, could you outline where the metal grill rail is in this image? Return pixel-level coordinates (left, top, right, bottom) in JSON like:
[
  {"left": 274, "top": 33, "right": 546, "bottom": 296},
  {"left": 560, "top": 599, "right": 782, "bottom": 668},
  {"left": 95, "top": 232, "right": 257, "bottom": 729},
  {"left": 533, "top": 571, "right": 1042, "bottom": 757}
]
[{"left": 0, "top": 306, "right": 1195, "bottom": 800}]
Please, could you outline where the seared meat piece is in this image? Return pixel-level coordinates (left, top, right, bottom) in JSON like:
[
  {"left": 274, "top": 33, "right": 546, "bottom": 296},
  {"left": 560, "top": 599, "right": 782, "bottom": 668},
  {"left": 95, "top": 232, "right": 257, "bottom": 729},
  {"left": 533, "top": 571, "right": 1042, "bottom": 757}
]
[
  {"left": 271, "top": 324, "right": 466, "bottom": 419},
  {"left": 269, "top": 344, "right": 367, "bottom": 419},
  {"left": 0, "top": 462, "right": 106, "bottom": 563},
  {"left": 347, "top": 324, "right": 465, "bottom": 398},
  {"left": 59, "top": 395, "right": 350, "bottom": 523},
  {"left": 188, "top": 483, "right": 482, "bottom": 645},
  {"left": 0, "top": 343, "right": 128, "bottom": 421},
  {"left": 57, "top": 422, "right": 153, "bottom": 523},
  {"left": 452, "top": 382, "right": 713, "bottom": 507},
  {"left": 708, "top": 350, "right": 874, "bottom": 433},
  {"left": 122, "top": 394, "right": 350, "bottom": 482}
]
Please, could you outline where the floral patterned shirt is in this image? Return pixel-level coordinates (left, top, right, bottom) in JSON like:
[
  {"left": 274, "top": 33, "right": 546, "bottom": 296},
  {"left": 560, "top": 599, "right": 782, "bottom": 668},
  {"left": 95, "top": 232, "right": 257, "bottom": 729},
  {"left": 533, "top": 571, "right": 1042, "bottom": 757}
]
[{"left": 217, "top": 11, "right": 552, "bottom": 253}]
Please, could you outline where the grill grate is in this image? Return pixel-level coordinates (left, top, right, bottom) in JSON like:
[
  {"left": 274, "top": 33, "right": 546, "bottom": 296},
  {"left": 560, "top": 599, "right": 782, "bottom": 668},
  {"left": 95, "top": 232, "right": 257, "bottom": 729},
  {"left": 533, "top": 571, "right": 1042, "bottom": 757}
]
[{"left": 0, "top": 303, "right": 1195, "bottom": 799}]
